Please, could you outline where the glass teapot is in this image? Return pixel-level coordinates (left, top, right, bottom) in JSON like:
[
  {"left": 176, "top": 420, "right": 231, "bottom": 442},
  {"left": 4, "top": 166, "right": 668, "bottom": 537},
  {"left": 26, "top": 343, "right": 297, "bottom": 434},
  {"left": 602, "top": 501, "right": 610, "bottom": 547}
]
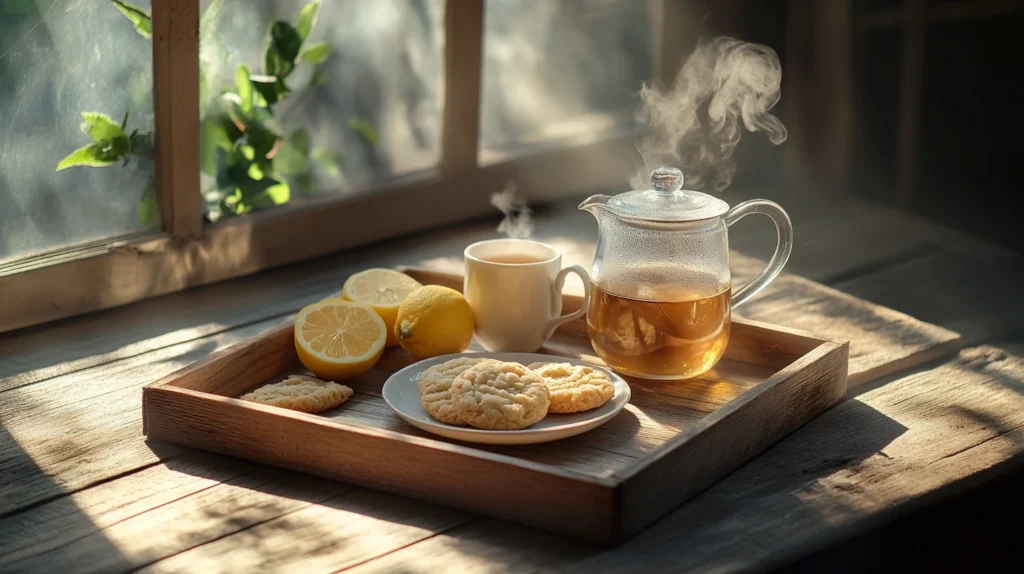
[{"left": 580, "top": 167, "right": 793, "bottom": 380}]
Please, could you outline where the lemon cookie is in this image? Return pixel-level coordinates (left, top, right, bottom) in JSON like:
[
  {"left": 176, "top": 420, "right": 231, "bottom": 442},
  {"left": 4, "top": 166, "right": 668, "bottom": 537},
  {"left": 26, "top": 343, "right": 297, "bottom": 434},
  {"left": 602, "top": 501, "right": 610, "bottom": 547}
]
[
  {"left": 450, "top": 361, "right": 550, "bottom": 430},
  {"left": 528, "top": 362, "right": 615, "bottom": 414},
  {"left": 240, "top": 376, "right": 353, "bottom": 413},
  {"left": 418, "top": 357, "right": 499, "bottom": 425}
]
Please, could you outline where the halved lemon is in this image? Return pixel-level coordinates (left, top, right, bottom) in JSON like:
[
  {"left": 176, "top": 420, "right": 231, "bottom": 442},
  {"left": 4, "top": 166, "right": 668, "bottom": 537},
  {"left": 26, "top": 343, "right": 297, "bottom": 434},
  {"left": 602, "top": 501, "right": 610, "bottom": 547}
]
[
  {"left": 294, "top": 299, "right": 387, "bottom": 380},
  {"left": 341, "top": 268, "right": 423, "bottom": 347}
]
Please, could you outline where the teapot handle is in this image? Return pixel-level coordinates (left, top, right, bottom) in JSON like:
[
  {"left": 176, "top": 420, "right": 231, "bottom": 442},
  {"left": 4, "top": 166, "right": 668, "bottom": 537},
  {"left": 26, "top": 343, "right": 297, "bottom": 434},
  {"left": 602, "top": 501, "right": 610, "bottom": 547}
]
[{"left": 724, "top": 199, "right": 793, "bottom": 309}]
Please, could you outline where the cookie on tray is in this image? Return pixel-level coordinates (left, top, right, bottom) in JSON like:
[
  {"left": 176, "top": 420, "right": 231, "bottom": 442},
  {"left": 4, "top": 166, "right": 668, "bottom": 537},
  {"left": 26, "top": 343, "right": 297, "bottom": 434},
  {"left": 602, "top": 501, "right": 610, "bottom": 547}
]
[
  {"left": 450, "top": 361, "right": 550, "bottom": 430},
  {"left": 528, "top": 362, "right": 615, "bottom": 414},
  {"left": 239, "top": 376, "right": 353, "bottom": 413},
  {"left": 418, "top": 357, "right": 499, "bottom": 425}
]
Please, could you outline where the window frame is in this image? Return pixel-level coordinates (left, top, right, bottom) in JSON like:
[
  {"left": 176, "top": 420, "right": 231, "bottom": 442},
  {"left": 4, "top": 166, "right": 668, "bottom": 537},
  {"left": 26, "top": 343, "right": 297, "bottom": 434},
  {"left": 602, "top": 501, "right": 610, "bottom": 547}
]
[{"left": 0, "top": 0, "right": 680, "bottom": 333}]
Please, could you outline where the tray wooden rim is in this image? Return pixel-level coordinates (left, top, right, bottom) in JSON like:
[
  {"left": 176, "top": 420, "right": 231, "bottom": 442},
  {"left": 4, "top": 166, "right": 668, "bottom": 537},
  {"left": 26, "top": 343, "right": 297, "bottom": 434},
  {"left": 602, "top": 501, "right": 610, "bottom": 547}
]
[
  {"left": 143, "top": 321, "right": 843, "bottom": 487},
  {"left": 622, "top": 339, "right": 844, "bottom": 480},
  {"left": 145, "top": 376, "right": 619, "bottom": 487}
]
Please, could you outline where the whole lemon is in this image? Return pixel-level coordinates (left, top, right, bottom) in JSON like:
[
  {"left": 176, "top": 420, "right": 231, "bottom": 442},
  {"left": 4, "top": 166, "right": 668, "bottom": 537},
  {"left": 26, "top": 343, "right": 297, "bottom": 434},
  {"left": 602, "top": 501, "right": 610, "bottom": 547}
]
[{"left": 395, "top": 285, "right": 475, "bottom": 359}]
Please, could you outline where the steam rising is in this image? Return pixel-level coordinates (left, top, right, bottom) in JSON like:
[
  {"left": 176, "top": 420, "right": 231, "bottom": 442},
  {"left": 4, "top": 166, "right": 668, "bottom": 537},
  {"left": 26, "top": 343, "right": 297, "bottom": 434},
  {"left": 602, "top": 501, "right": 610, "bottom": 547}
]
[
  {"left": 490, "top": 182, "right": 534, "bottom": 239},
  {"left": 633, "top": 37, "right": 787, "bottom": 192}
]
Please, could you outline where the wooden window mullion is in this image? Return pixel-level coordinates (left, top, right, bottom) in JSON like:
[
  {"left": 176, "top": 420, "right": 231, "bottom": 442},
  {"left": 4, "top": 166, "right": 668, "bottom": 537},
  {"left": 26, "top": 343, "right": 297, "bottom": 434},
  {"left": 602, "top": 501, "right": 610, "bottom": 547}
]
[
  {"left": 441, "top": 0, "right": 484, "bottom": 173},
  {"left": 152, "top": 0, "right": 203, "bottom": 238}
]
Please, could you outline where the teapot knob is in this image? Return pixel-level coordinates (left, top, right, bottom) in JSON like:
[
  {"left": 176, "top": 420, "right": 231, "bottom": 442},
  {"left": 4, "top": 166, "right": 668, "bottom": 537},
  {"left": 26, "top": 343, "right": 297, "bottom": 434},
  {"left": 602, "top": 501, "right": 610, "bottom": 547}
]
[{"left": 651, "top": 167, "right": 684, "bottom": 194}]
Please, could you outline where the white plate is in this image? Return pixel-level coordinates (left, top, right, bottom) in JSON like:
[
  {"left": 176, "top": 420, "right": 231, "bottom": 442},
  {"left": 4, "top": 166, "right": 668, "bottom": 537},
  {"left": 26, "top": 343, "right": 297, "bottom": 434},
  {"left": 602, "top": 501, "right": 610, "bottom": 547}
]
[{"left": 381, "top": 352, "right": 631, "bottom": 445}]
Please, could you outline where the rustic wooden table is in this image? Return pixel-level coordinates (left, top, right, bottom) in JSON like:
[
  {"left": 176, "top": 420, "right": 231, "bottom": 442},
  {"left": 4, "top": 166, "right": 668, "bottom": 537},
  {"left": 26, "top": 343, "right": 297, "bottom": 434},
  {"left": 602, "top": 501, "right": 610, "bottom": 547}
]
[{"left": 2, "top": 190, "right": 1023, "bottom": 573}]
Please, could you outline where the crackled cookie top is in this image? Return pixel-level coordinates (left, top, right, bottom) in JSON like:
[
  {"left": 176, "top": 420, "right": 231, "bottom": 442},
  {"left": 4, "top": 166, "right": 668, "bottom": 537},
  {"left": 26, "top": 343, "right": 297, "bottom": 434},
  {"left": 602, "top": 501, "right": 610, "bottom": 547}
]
[
  {"left": 528, "top": 362, "right": 615, "bottom": 414},
  {"left": 449, "top": 361, "right": 550, "bottom": 430},
  {"left": 417, "top": 357, "right": 499, "bottom": 425}
]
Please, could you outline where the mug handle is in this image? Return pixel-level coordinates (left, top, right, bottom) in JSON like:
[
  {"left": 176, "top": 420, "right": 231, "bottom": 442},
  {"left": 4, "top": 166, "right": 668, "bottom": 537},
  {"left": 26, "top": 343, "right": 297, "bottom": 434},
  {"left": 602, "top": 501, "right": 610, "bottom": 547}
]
[
  {"left": 543, "top": 265, "right": 592, "bottom": 339},
  {"left": 724, "top": 199, "right": 793, "bottom": 309}
]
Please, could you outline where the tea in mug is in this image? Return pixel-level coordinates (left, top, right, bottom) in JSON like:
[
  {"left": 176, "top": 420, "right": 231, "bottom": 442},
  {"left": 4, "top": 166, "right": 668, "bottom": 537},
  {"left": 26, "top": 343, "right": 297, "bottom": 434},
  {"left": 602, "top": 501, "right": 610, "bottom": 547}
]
[
  {"left": 481, "top": 253, "right": 549, "bottom": 265},
  {"left": 587, "top": 283, "right": 731, "bottom": 380}
]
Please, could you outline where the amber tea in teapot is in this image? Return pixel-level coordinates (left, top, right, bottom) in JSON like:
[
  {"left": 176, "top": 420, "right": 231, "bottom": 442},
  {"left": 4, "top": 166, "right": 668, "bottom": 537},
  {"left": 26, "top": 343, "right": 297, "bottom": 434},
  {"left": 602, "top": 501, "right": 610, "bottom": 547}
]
[
  {"left": 588, "top": 279, "right": 732, "bottom": 379},
  {"left": 580, "top": 167, "right": 793, "bottom": 380}
]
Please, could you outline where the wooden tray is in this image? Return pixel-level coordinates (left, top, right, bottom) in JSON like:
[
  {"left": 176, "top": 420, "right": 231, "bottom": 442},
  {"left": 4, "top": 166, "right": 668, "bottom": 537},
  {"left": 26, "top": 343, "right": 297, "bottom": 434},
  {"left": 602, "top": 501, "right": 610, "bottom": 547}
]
[{"left": 143, "top": 268, "right": 848, "bottom": 544}]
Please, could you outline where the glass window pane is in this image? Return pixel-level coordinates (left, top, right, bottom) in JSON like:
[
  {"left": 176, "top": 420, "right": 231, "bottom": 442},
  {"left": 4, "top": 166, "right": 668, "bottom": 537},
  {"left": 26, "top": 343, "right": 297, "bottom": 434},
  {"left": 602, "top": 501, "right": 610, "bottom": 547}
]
[
  {"left": 480, "top": 0, "right": 654, "bottom": 164},
  {"left": 0, "top": 0, "right": 158, "bottom": 262},
  {"left": 199, "top": 0, "right": 444, "bottom": 221}
]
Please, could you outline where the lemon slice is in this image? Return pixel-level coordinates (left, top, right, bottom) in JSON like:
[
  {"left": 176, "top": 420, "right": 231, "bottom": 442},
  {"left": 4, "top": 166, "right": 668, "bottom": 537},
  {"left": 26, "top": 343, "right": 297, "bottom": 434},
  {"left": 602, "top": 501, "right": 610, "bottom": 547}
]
[
  {"left": 342, "top": 268, "right": 423, "bottom": 347},
  {"left": 294, "top": 299, "right": 387, "bottom": 380}
]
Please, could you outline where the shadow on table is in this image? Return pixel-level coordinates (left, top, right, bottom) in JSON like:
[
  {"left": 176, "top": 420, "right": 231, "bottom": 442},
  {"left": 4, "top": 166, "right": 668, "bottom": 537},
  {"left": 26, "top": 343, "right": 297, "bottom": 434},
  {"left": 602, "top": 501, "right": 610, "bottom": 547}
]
[
  {"left": 773, "top": 455, "right": 1024, "bottom": 573},
  {"left": 0, "top": 419, "right": 135, "bottom": 572},
  {"left": 147, "top": 454, "right": 463, "bottom": 571},
  {"left": 280, "top": 400, "right": 908, "bottom": 574},
  {"left": 558, "top": 399, "right": 908, "bottom": 573}
]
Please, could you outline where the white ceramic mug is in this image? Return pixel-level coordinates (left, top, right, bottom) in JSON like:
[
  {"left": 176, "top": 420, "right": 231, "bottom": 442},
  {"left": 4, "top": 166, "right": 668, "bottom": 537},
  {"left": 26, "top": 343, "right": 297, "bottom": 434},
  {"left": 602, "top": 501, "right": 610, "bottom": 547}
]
[{"left": 464, "top": 239, "right": 592, "bottom": 352}]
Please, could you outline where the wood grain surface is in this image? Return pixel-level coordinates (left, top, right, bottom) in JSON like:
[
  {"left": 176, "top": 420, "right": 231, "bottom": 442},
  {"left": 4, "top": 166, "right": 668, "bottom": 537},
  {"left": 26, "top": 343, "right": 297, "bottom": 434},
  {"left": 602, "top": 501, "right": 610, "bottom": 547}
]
[
  {"left": 347, "top": 343, "right": 1024, "bottom": 574},
  {"left": 5, "top": 344, "right": 1022, "bottom": 574},
  {"left": 2, "top": 191, "right": 1019, "bottom": 571},
  {"left": 0, "top": 319, "right": 287, "bottom": 514}
]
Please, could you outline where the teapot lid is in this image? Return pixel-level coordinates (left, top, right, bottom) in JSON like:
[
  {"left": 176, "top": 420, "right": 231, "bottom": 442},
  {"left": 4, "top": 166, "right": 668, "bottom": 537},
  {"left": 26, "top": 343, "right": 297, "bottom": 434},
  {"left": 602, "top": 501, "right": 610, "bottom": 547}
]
[{"left": 608, "top": 167, "right": 729, "bottom": 222}]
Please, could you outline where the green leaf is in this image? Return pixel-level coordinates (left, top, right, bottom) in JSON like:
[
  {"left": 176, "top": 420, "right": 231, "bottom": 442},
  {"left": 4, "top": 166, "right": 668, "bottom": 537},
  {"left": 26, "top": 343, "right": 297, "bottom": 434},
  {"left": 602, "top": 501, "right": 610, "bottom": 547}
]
[
  {"left": 295, "top": 1, "right": 320, "bottom": 42},
  {"left": 247, "top": 161, "right": 265, "bottom": 180},
  {"left": 200, "top": 116, "right": 241, "bottom": 176},
  {"left": 299, "top": 42, "right": 331, "bottom": 64},
  {"left": 238, "top": 175, "right": 282, "bottom": 205},
  {"left": 252, "top": 107, "right": 274, "bottom": 124},
  {"left": 223, "top": 187, "right": 243, "bottom": 207},
  {"left": 240, "top": 179, "right": 291, "bottom": 211},
  {"left": 56, "top": 143, "right": 118, "bottom": 171},
  {"left": 251, "top": 75, "right": 289, "bottom": 106},
  {"left": 220, "top": 93, "right": 245, "bottom": 127},
  {"left": 110, "top": 0, "right": 151, "bottom": 38},
  {"left": 347, "top": 117, "right": 378, "bottom": 146},
  {"left": 109, "top": 133, "right": 131, "bottom": 157},
  {"left": 80, "top": 112, "right": 126, "bottom": 143},
  {"left": 310, "top": 71, "right": 326, "bottom": 86},
  {"left": 214, "top": 145, "right": 279, "bottom": 211},
  {"left": 265, "top": 180, "right": 291, "bottom": 205},
  {"left": 264, "top": 21, "right": 302, "bottom": 79},
  {"left": 244, "top": 121, "right": 279, "bottom": 166},
  {"left": 235, "top": 65, "right": 254, "bottom": 117},
  {"left": 214, "top": 147, "right": 239, "bottom": 190},
  {"left": 311, "top": 148, "right": 343, "bottom": 178},
  {"left": 238, "top": 144, "right": 256, "bottom": 161}
]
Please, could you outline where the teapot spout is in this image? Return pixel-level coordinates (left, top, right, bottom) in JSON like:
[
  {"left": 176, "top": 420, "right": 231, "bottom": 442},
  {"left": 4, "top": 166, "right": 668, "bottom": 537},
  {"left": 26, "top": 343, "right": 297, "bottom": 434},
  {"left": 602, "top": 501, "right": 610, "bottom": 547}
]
[{"left": 579, "top": 194, "right": 611, "bottom": 220}]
